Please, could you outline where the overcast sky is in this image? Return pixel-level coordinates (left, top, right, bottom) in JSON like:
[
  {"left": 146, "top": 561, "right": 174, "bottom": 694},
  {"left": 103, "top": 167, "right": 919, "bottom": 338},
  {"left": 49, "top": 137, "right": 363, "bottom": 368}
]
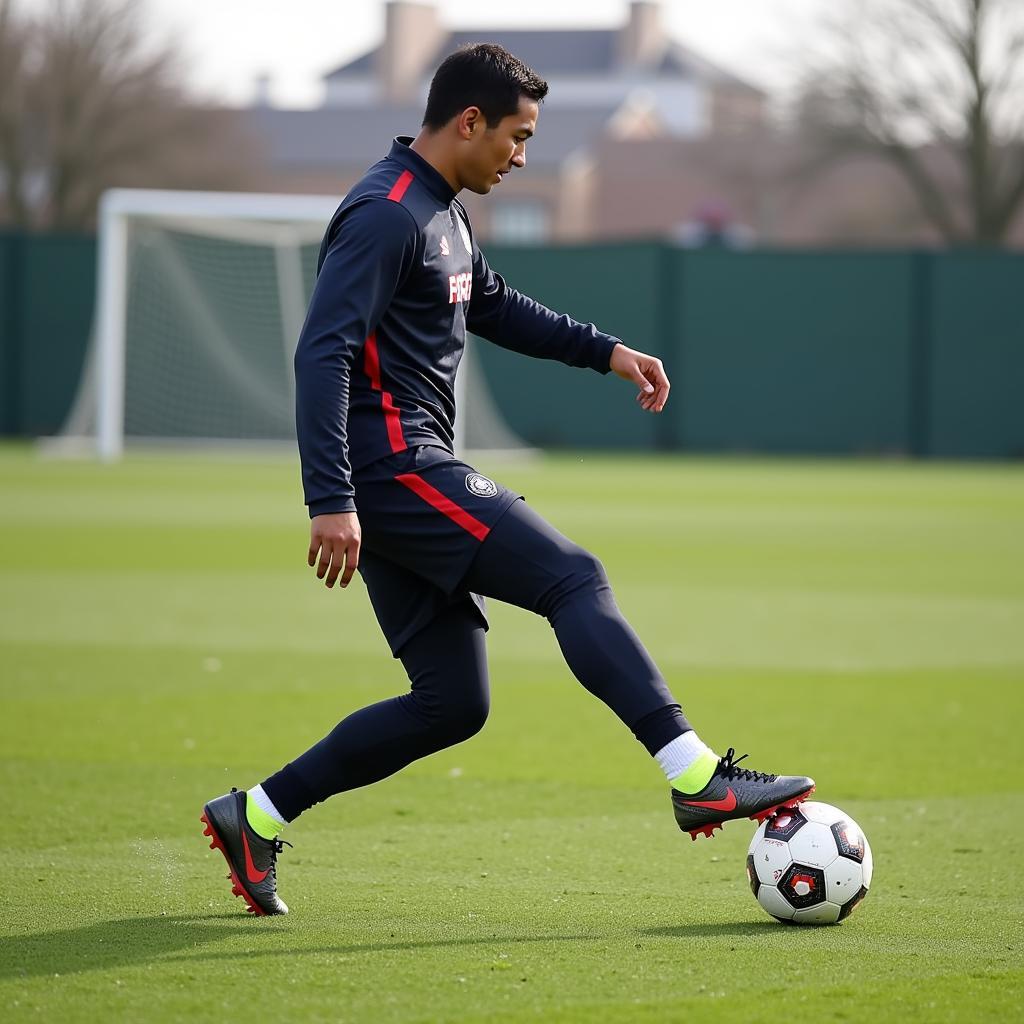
[{"left": 114, "top": 0, "right": 824, "bottom": 107}]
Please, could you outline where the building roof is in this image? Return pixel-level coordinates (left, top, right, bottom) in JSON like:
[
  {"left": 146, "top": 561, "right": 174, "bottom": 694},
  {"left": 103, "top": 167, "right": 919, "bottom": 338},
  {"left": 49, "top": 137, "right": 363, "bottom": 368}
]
[
  {"left": 324, "top": 29, "right": 762, "bottom": 94},
  {"left": 245, "top": 103, "right": 621, "bottom": 172},
  {"left": 659, "top": 45, "right": 762, "bottom": 93}
]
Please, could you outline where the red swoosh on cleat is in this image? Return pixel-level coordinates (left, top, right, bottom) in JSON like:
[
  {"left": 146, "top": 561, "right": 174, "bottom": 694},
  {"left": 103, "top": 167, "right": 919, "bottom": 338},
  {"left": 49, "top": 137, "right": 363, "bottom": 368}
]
[
  {"left": 681, "top": 788, "right": 737, "bottom": 812},
  {"left": 241, "top": 830, "right": 269, "bottom": 884}
]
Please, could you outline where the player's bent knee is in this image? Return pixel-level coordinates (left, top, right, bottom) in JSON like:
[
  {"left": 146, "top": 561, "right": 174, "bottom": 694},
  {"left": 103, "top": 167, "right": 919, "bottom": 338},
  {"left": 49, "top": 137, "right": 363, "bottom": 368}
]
[
  {"left": 543, "top": 545, "right": 609, "bottom": 613},
  {"left": 566, "top": 544, "right": 608, "bottom": 584},
  {"left": 441, "top": 692, "right": 489, "bottom": 744}
]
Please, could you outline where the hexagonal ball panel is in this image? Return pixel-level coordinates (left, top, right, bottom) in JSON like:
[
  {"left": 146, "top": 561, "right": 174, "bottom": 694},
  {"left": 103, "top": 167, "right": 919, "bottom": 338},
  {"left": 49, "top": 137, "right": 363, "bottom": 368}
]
[
  {"left": 778, "top": 863, "right": 827, "bottom": 909},
  {"left": 786, "top": 820, "right": 839, "bottom": 870},
  {"left": 746, "top": 854, "right": 760, "bottom": 897},
  {"left": 750, "top": 837, "right": 792, "bottom": 887},
  {"left": 799, "top": 801, "right": 846, "bottom": 825},
  {"left": 825, "top": 853, "right": 866, "bottom": 906},
  {"left": 837, "top": 885, "right": 869, "bottom": 922},
  {"left": 831, "top": 819, "right": 866, "bottom": 862},
  {"left": 757, "top": 884, "right": 796, "bottom": 922},
  {"left": 793, "top": 901, "right": 841, "bottom": 925},
  {"left": 764, "top": 807, "right": 807, "bottom": 841}
]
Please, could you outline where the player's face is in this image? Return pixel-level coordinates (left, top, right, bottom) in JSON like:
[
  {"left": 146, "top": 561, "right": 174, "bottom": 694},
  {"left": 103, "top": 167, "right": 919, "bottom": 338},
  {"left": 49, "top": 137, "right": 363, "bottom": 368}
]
[{"left": 461, "top": 97, "right": 538, "bottom": 195}]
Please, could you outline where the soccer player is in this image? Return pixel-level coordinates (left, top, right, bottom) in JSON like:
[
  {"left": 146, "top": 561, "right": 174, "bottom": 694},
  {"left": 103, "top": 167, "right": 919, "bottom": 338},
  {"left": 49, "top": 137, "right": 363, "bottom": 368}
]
[{"left": 201, "top": 44, "right": 814, "bottom": 916}]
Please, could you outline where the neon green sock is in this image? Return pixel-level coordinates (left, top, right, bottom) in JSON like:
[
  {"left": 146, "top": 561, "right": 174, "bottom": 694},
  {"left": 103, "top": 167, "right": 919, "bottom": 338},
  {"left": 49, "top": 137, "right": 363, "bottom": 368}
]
[
  {"left": 670, "top": 750, "right": 719, "bottom": 794},
  {"left": 245, "top": 792, "right": 285, "bottom": 840}
]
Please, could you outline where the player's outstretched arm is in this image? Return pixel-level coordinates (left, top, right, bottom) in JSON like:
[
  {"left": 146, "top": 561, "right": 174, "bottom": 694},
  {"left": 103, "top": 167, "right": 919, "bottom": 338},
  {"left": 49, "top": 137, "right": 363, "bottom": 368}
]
[
  {"left": 463, "top": 223, "right": 667, "bottom": 397},
  {"left": 609, "top": 343, "right": 670, "bottom": 413},
  {"left": 309, "top": 511, "right": 362, "bottom": 589}
]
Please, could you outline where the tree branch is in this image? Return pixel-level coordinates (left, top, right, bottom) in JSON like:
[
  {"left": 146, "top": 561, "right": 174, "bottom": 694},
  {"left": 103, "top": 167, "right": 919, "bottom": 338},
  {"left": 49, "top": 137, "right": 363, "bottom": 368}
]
[
  {"left": 791, "top": 0, "right": 1024, "bottom": 244},
  {"left": 1, "top": 0, "right": 257, "bottom": 231}
]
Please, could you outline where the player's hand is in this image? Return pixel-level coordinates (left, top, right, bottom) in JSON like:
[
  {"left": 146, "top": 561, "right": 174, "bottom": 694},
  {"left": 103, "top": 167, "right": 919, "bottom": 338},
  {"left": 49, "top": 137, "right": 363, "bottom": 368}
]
[
  {"left": 308, "top": 512, "right": 361, "bottom": 589},
  {"left": 609, "top": 343, "right": 670, "bottom": 413}
]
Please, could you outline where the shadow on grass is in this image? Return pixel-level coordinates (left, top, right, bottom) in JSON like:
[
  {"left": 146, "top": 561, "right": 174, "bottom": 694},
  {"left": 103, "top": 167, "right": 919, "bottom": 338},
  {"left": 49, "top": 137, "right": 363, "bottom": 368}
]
[
  {"left": 159, "top": 931, "right": 597, "bottom": 967},
  {"left": 1, "top": 914, "right": 593, "bottom": 979},
  {"left": 1, "top": 915, "right": 258, "bottom": 980},
  {"left": 640, "top": 922, "right": 780, "bottom": 939}
]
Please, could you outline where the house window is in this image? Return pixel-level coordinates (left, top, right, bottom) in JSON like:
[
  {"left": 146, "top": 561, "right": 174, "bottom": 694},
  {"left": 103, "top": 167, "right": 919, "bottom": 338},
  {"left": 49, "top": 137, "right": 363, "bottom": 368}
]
[{"left": 490, "top": 200, "right": 550, "bottom": 244}]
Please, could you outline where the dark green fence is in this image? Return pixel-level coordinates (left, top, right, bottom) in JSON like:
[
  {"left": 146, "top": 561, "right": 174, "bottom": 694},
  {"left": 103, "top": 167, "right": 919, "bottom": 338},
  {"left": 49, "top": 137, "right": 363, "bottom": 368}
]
[
  {"left": 673, "top": 251, "right": 918, "bottom": 453},
  {"left": 927, "top": 252, "right": 1023, "bottom": 457},
  {"left": 475, "top": 246, "right": 1023, "bottom": 459},
  {"left": 1, "top": 231, "right": 1021, "bottom": 457},
  {"left": 472, "top": 242, "right": 667, "bottom": 451},
  {"left": 1, "top": 232, "right": 95, "bottom": 436}
]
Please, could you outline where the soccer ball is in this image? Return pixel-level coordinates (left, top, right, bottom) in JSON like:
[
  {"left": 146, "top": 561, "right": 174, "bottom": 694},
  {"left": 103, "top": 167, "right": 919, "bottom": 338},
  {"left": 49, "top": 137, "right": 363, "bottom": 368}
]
[{"left": 746, "top": 801, "right": 872, "bottom": 924}]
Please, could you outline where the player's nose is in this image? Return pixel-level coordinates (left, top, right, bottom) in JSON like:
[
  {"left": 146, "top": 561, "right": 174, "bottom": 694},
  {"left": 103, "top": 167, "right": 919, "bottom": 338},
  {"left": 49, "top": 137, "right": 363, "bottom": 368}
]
[{"left": 512, "top": 149, "right": 526, "bottom": 169}]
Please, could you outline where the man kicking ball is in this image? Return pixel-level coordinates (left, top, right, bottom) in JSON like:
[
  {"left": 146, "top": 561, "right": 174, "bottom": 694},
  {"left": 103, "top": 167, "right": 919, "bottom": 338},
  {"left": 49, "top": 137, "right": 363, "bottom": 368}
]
[{"left": 201, "top": 43, "right": 813, "bottom": 916}]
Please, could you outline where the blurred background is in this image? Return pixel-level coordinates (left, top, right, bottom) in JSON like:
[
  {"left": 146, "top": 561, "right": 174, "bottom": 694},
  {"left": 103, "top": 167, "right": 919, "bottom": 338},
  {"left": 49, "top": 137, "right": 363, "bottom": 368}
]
[{"left": 0, "top": 0, "right": 1021, "bottom": 454}]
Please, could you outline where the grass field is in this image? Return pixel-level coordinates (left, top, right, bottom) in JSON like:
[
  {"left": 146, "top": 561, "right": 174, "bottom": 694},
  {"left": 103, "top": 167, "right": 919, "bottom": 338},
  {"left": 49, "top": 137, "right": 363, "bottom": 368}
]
[{"left": 2, "top": 446, "right": 1022, "bottom": 1023}]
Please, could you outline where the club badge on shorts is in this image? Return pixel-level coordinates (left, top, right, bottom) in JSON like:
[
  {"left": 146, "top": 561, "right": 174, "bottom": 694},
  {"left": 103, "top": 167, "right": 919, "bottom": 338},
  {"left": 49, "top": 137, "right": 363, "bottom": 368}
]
[{"left": 465, "top": 473, "right": 498, "bottom": 498}]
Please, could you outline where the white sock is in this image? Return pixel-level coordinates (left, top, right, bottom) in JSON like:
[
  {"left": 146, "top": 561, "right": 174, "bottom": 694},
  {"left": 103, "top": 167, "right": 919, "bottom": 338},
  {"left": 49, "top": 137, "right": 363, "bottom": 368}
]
[
  {"left": 247, "top": 784, "right": 286, "bottom": 828},
  {"left": 654, "top": 731, "right": 716, "bottom": 783}
]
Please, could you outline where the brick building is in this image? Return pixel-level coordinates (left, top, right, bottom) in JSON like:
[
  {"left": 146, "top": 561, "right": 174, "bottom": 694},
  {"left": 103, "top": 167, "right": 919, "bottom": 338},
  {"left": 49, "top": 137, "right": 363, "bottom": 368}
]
[{"left": 244, "top": 1, "right": 766, "bottom": 242}]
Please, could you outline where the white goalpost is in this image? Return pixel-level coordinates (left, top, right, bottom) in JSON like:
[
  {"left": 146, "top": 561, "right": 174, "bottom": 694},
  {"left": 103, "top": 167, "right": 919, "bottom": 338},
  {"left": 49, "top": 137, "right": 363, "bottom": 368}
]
[{"left": 57, "top": 187, "right": 528, "bottom": 460}]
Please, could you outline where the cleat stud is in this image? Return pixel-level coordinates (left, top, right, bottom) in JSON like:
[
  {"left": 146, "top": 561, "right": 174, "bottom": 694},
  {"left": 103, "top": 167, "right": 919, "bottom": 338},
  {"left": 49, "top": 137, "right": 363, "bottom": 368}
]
[
  {"left": 208, "top": 841, "right": 215, "bottom": 850},
  {"left": 688, "top": 822, "right": 723, "bottom": 840}
]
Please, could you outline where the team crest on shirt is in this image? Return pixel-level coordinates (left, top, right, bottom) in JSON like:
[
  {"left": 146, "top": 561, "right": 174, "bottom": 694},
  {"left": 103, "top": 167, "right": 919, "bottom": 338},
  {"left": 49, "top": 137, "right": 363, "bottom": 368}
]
[
  {"left": 465, "top": 473, "right": 498, "bottom": 498},
  {"left": 440, "top": 235, "right": 450, "bottom": 257}
]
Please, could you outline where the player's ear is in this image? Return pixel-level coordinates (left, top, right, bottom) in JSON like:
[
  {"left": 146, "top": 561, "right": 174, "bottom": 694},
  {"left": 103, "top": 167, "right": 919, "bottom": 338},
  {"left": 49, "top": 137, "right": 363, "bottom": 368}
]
[{"left": 458, "top": 106, "right": 483, "bottom": 140}]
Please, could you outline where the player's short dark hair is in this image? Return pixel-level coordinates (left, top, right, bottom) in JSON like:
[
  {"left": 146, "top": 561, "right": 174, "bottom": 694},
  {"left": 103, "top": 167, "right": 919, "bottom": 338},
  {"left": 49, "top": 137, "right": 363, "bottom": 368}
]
[{"left": 422, "top": 43, "right": 548, "bottom": 130}]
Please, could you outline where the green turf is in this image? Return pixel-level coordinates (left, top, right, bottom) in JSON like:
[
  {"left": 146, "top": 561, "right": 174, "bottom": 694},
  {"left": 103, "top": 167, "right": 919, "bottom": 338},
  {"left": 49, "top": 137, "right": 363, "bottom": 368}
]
[{"left": 1, "top": 446, "right": 1022, "bottom": 1023}]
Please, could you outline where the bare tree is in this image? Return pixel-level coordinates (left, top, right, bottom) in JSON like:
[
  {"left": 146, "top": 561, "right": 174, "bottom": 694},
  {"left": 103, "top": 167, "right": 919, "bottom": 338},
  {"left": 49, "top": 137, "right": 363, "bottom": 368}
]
[
  {"left": 792, "top": 0, "right": 1024, "bottom": 245},
  {"left": 0, "top": 0, "right": 33, "bottom": 226},
  {"left": 0, "top": 0, "right": 259, "bottom": 231}
]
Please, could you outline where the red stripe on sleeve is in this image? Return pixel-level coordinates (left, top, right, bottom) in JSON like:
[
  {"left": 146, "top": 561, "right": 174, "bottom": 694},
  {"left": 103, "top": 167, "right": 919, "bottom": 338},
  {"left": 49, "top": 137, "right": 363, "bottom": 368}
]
[
  {"left": 394, "top": 473, "right": 491, "bottom": 542},
  {"left": 363, "top": 331, "right": 382, "bottom": 390},
  {"left": 387, "top": 170, "right": 414, "bottom": 203},
  {"left": 380, "top": 391, "right": 407, "bottom": 453},
  {"left": 363, "top": 332, "right": 407, "bottom": 454}
]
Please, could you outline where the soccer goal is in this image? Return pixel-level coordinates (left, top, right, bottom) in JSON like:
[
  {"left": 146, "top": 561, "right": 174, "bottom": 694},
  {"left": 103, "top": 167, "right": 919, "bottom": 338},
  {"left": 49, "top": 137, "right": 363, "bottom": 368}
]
[{"left": 57, "top": 188, "right": 528, "bottom": 459}]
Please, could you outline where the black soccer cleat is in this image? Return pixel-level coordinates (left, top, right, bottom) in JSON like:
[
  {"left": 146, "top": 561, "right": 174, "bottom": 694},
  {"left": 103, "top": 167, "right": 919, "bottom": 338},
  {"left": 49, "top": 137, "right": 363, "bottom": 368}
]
[
  {"left": 200, "top": 787, "right": 290, "bottom": 916},
  {"left": 671, "top": 748, "right": 815, "bottom": 841}
]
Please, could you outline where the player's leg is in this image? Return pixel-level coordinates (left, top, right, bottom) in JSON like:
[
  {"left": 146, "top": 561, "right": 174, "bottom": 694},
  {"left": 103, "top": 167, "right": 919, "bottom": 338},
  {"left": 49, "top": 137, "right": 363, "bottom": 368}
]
[
  {"left": 259, "top": 598, "right": 488, "bottom": 815},
  {"left": 201, "top": 594, "right": 488, "bottom": 915},
  {"left": 460, "top": 498, "right": 814, "bottom": 839}
]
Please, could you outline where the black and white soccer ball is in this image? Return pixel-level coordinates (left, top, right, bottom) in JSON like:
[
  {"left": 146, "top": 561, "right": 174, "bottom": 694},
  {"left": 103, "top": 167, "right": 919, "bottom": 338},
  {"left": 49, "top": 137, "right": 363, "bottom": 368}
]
[{"left": 746, "top": 801, "right": 873, "bottom": 925}]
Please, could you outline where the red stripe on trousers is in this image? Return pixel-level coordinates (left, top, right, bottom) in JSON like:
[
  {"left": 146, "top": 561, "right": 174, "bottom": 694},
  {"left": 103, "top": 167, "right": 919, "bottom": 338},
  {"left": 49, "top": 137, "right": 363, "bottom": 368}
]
[
  {"left": 363, "top": 331, "right": 407, "bottom": 453},
  {"left": 387, "top": 170, "right": 414, "bottom": 203},
  {"left": 394, "top": 472, "right": 492, "bottom": 542}
]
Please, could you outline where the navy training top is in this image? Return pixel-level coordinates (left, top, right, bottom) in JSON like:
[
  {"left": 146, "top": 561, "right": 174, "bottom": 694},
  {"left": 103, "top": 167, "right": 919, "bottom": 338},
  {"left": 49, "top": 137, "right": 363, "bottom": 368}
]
[{"left": 294, "top": 137, "right": 621, "bottom": 516}]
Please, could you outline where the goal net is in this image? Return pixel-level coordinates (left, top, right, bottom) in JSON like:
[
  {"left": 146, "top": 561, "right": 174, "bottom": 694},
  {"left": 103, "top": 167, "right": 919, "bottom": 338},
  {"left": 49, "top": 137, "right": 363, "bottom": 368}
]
[{"left": 57, "top": 188, "right": 528, "bottom": 459}]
